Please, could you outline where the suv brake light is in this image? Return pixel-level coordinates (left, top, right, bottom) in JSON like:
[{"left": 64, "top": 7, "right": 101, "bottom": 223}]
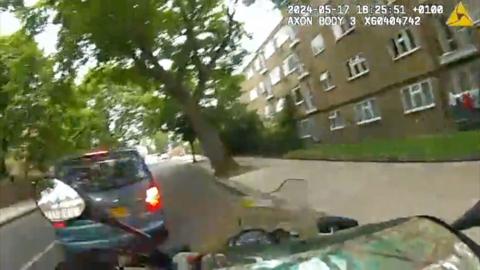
[{"left": 145, "top": 181, "right": 163, "bottom": 212}]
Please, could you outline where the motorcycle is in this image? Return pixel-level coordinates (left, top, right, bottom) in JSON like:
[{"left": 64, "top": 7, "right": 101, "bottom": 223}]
[{"left": 33, "top": 177, "right": 480, "bottom": 269}]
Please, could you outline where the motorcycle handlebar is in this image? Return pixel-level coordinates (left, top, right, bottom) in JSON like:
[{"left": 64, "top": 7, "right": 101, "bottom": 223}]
[{"left": 451, "top": 201, "right": 480, "bottom": 231}]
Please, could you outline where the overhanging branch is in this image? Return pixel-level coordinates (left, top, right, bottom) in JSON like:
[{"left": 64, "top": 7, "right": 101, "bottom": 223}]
[{"left": 192, "top": 5, "right": 238, "bottom": 100}]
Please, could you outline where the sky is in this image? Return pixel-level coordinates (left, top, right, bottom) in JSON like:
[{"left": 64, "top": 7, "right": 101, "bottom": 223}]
[{"left": 0, "top": 0, "right": 282, "bottom": 58}]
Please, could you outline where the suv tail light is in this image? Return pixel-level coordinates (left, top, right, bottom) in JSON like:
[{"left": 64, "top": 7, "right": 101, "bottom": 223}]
[{"left": 145, "top": 181, "right": 163, "bottom": 213}]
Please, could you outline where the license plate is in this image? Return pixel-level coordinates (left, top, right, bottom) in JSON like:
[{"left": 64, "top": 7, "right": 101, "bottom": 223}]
[{"left": 110, "top": 207, "right": 130, "bottom": 218}]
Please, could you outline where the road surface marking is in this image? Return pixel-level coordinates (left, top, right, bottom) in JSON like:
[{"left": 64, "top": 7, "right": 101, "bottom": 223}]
[{"left": 19, "top": 241, "right": 56, "bottom": 270}]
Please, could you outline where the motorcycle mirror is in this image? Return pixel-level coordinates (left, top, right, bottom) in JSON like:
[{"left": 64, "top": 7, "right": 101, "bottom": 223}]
[
  {"left": 316, "top": 216, "right": 359, "bottom": 234},
  {"left": 34, "top": 178, "right": 86, "bottom": 223}
]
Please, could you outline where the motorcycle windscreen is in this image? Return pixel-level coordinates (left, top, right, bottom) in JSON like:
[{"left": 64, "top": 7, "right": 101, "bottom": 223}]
[{"left": 227, "top": 217, "right": 480, "bottom": 270}]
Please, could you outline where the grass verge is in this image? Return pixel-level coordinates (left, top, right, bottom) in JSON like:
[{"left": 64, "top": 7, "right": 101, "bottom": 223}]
[{"left": 284, "top": 131, "right": 480, "bottom": 162}]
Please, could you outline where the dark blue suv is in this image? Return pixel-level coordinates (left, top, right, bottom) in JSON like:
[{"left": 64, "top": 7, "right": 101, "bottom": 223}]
[{"left": 53, "top": 149, "right": 168, "bottom": 263}]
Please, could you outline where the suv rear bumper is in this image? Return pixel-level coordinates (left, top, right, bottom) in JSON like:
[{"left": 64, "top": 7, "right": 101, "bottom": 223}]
[{"left": 59, "top": 219, "right": 168, "bottom": 254}]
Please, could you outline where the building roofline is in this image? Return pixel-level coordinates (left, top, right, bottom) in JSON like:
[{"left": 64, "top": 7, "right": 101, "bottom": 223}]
[{"left": 241, "top": 17, "right": 286, "bottom": 72}]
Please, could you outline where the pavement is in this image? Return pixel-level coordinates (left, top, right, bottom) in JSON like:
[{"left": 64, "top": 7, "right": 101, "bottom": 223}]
[
  {"left": 0, "top": 199, "right": 36, "bottom": 226},
  {"left": 230, "top": 157, "right": 480, "bottom": 241}
]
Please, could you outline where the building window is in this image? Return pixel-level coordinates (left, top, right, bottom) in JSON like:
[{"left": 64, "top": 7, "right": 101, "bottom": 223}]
[
  {"left": 329, "top": 110, "right": 345, "bottom": 131},
  {"left": 303, "top": 84, "right": 317, "bottom": 113},
  {"left": 320, "top": 71, "right": 335, "bottom": 91},
  {"left": 450, "top": 64, "right": 480, "bottom": 94},
  {"left": 257, "top": 81, "right": 266, "bottom": 95},
  {"left": 283, "top": 54, "right": 300, "bottom": 76},
  {"left": 401, "top": 79, "right": 435, "bottom": 114},
  {"left": 276, "top": 26, "right": 290, "bottom": 46},
  {"left": 249, "top": 88, "right": 258, "bottom": 101},
  {"left": 298, "top": 118, "right": 315, "bottom": 139},
  {"left": 276, "top": 98, "right": 286, "bottom": 112},
  {"left": 346, "top": 53, "right": 369, "bottom": 80},
  {"left": 331, "top": 19, "right": 355, "bottom": 40},
  {"left": 284, "top": 25, "right": 300, "bottom": 48},
  {"left": 264, "top": 40, "right": 276, "bottom": 59},
  {"left": 389, "top": 29, "right": 420, "bottom": 60},
  {"left": 434, "top": 15, "right": 477, "bottom": 64},
  {"left": 435, "top": 16, "right": 459, "bottom": 53},
  {"left": 311, "top": 34, "right": 325, "bottom": 55},
  {"left": 246, "top": 68, "right": 254, "bottom": 79},
  {"left": 253, "top": 55, "right": 267, "bottom": 72},
  {"left": 354, "top": 98, "right": 381, "bottom": 125},
  {"left": 270, "top": 66, "right": 282, "bottom": 85},
  {"left": 261, "top": 78, "right": 274, "bottom": 98},
  {"left": 291, "top": 87, "right": 304, "bottom": 105}
]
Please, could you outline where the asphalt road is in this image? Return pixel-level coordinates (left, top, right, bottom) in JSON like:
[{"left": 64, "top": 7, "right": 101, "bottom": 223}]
[
  {"left": 1, "top": 161, "right": 227, "bottom": 269},
  {"left": 0, "top": 160, "right": 314, "bottom": 269}
]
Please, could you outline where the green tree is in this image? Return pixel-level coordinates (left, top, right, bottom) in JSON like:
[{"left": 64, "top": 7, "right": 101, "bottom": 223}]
[
  {"left": 0, "top": 31, "right": 117, "bottom": 176},
  {"left": 260, "top": 97, "right": 303, "bottom": 155},
  {"left": 15, "top": 0, "right": 246, "bottom": 175},
  {"left": 152, "top": 132, "right": 169, "bottom": 153}
]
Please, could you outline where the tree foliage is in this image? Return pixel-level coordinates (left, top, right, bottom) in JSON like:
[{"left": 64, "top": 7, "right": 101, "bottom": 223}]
[
  {"left": 0, "top": 32, "right": 114, "bottom": 175},
  {"left": 14, "top": 0, "right": 248, "bottom": 175},
  {"left": 152, "top": 131, "right": 169, "bottom": 153}
]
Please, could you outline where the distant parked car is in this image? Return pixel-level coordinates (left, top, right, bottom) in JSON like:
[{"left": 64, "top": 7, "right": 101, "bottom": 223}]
[{"left": 159, "top": 153, "right": 170, "bottom": 160}]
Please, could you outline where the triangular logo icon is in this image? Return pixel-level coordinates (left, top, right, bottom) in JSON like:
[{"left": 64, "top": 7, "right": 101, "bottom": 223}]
[{"left": 446, "top": 2, "right": 474, "bottom": 27}]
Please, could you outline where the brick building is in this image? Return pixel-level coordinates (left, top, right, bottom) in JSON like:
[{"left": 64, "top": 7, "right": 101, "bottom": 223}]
[{"left": 239, "top": 0, "right": 480, "bottom": 143}]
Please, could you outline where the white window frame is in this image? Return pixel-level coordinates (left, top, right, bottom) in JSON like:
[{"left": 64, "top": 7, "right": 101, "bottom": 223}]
[
  {"left": 329, "top": 110, "right": 345, "bottom": 131},
  {"left": 346, "top": 53, "right": 369, "bottom": 80},
  {"left": 254, "top": 54, "right": 268, "bottom": 73},
  {"left": 311, "top": 34, "right": 325, "bottom": 56},
  {"left": 249, "top": 88, "right": 258, "bottom": 101},
  {"left": 298, "top": 118, "right": 313, "bottom": 139},
  {"left": 264, "top": 40, "right": 277, "bottom": 59},
  {"left": 303, "top": 85, "right": 317, "bottom": 113},
  {"left": 354, "top": 98, "right": 381, "bottom": 125},
  {"left": 264, "top": 103, "right": 274, "bottom": 118},
  {"left": 286, "top": 26, "right": 300, "bottom": 48},
  {"left": 451, "top": 64, "right": 480, "bottom": 94},
  {"left": 389, "top": 28, "right": 420, "bottom": 60},
  {"left": 253, "top": 58, "right": 261, "bottom": 71},
  {"left": 246, "top": 68, "right": 254, "bottom": 79},
  {"left": 297, "top": 63, "right": 310, "bottom": 81},
  {"left": 433, "top": 16, "right": 478, "bottom": 64},
  {"left": 401, "top": 79, "right": 436, "bottom": 114},
  {"left": 331, "top": 19, "right": 355, "bottom": 41},
  {"left": 283, "top": 54, "right": 300, "bottom": 76},
  {"left": 276, "top": 26, "right": 290, "bottom": 47},
  {"left": 291, "top": 87, "right": 304, "bottom": 105},
  {"left": 276, "top": 98, "right": 286, "bottom": 112},
  {"left": 270, "top": 66, "right": 283, "bottom": 85},
  {"left": 257, "top": 81, "right": 266, "bottom": 95},
  {"left": 320, "top": 71, "right": 335, "bottom": 91},
  {"left": 263, "top": 78, "right": 274, "bottom": 99}
]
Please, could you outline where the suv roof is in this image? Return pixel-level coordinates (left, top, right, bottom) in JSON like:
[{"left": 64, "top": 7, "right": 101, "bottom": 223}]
[{"left": 57, "top": 148, "right": 139, "bottom": 164}]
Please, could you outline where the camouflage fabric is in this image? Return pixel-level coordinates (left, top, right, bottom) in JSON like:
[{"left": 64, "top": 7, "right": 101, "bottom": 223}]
[{"left": 223, "top": 217, "right": 480, "bottom": 270}]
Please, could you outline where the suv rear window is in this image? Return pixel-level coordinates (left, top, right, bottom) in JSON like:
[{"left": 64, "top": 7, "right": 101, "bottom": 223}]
[{"left": 55, "top": 150, "right": 151, "bottom": 192}]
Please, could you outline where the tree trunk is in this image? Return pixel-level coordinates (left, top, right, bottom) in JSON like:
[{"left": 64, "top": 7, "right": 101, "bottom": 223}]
[
  {"left": 189, "top": 141, "right": 197, "bottom": 163},
  {"left": 0, "top": 138, "right": 8, "bottom": 178},
  {"left": 181, "top": 99, "right": 238, "bottom": 176},
  {"left": 138, "top": 54, "right": 238, "bottom": 176}
]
